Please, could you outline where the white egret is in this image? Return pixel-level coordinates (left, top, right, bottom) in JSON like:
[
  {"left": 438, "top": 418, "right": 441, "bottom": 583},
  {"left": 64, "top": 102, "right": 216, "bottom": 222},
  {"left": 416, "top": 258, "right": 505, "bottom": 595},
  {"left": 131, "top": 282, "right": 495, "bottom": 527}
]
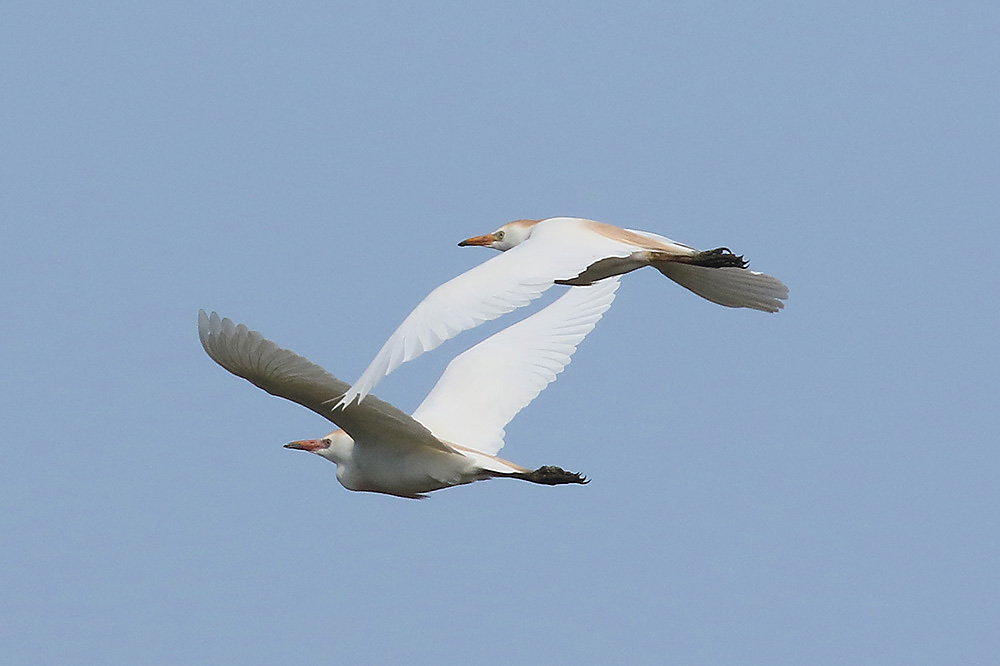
[
  {"left": 198, "top": 278, "right": 619, "bottom": 499},
  {"left": 338, "top": 216, "right": 788, "bottom": 407}
]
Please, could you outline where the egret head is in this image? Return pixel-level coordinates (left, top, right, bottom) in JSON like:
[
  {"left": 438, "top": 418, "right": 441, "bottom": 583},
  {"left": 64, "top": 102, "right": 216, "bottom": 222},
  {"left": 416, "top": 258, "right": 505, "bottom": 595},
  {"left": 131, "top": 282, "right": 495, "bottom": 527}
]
[
  {"left": 458, "top": 219, "right": 540, "bottom": 252},
  {"left": 285, "top": 429, "right": 352, "bottom": 465}
]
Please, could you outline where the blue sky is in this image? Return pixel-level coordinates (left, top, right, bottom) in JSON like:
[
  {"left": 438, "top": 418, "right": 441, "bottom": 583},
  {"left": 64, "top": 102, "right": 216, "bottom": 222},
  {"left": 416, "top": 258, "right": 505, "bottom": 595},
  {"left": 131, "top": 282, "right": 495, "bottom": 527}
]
[{"left": 2, "top": 2, "right": 998, "bottom": 664}]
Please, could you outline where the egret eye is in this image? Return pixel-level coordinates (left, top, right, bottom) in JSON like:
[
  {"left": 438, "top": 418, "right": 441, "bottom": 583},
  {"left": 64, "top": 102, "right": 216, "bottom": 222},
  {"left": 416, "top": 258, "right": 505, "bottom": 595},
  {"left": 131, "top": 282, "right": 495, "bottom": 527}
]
[{"left": 495, "top": 230, "right": 505, "bottom": 241}]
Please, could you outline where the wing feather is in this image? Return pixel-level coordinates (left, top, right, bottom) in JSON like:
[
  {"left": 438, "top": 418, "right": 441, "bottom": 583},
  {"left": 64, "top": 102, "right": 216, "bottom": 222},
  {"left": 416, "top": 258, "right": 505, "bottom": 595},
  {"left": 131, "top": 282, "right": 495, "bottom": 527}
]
[
  {"left": 337, "top": 219, "right": 636, "bottom": 407},
  {"left": 198, "top": 310, "right": 453, "bottom": 452},
  {"left": 655, "top": 263, "right": 789, "bottom": 312},
  {"left": 410, "top": 278, "right": 620, "bottom": 455}
]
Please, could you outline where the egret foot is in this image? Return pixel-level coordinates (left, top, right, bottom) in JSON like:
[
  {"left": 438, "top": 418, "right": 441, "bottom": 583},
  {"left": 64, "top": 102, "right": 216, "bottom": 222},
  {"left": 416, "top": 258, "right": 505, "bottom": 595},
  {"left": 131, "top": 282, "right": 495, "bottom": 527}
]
[
  {"left": 678, "top": 247, "right": 748, "bottom": 269},
  {"left": 518, "top": 465, "right": 590, "bottom": 486}
]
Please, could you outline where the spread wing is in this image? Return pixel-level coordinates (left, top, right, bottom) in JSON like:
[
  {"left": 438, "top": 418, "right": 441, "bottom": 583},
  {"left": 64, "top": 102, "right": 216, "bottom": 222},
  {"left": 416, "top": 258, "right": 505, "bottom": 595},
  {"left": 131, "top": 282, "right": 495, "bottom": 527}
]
[
  {"left": 654, "top": 263, "right": 789, "bottom": 312},
  {"left": 198, "top": 310, "right": 453, "bottom": 452},
  {"left": 337, "top": 219, "right": 635, "bottom": 408},
  {"left": 410, "top": 278, "right": 621, "bottom": 455}
]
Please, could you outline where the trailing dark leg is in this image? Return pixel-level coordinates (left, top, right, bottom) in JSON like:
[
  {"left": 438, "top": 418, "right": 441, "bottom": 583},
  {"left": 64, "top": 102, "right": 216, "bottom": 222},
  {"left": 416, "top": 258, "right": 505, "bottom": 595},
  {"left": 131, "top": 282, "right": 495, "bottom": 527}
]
[
  {"left": 509, "top": 465, "right": 590, "bottom": 486},
  {"left": 651, "top": 247, "right": 748, "bottom": 269},
  {"left": 681, "top": 247, "right": 748, "bottom": 269}
]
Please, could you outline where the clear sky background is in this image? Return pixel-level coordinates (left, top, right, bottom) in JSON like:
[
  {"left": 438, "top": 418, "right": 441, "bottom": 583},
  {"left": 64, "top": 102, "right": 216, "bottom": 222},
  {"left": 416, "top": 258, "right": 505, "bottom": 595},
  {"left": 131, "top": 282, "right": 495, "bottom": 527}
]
[{"left": 2, "top": 2, "right": 998, "bottom": 664}]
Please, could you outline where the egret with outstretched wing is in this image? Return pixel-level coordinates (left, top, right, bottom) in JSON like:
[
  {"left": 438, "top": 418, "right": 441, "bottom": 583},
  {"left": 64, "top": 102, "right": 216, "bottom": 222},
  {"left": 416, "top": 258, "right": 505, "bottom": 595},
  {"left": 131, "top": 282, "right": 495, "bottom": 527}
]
[
  {"left": 338, "top": 216, "right": 788, "bottom": 407},
  {"left": 199, "top": 278, "right": 619, "bottom": 499}
]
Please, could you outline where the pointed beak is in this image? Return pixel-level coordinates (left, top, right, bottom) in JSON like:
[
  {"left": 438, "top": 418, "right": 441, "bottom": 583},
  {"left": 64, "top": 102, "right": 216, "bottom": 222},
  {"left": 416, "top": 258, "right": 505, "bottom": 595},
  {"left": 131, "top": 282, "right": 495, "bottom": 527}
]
[
  {"left": 458, "top": 233, "right": 496, "bottom": 247},
  {"left": 284, "top": 439, "right": 328, "bottom": 452}
]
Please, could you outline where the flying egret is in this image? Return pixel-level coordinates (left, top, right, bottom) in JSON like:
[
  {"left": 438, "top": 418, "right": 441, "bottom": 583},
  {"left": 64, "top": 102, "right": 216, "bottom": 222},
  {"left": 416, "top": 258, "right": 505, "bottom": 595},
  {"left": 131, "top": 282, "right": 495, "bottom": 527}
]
[
  {"left": 198, "top": 278, "right": 619, "bottom": 499},
  {"left": 338, "top": 216, "right": 788, "bottom": 407}
]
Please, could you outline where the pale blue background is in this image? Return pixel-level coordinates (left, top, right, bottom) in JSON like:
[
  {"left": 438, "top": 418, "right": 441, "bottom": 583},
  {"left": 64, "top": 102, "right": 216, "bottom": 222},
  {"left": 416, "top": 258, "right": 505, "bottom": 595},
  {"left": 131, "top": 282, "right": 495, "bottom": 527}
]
[{"left": 2, "top": 2, "right": 998, "bottom": 664}]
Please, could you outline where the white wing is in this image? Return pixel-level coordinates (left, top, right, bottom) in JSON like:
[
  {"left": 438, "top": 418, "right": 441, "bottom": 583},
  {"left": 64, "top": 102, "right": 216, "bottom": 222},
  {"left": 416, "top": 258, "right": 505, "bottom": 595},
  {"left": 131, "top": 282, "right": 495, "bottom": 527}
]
[
  {"left": 410, "top": 277, "right": 620, "bottom": 455},
  {"left": 198, "top": 311, "right": 454, "bottom": 453},
  {"left": 337, "top": 219, "right": 636, "bottom": 407}
]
